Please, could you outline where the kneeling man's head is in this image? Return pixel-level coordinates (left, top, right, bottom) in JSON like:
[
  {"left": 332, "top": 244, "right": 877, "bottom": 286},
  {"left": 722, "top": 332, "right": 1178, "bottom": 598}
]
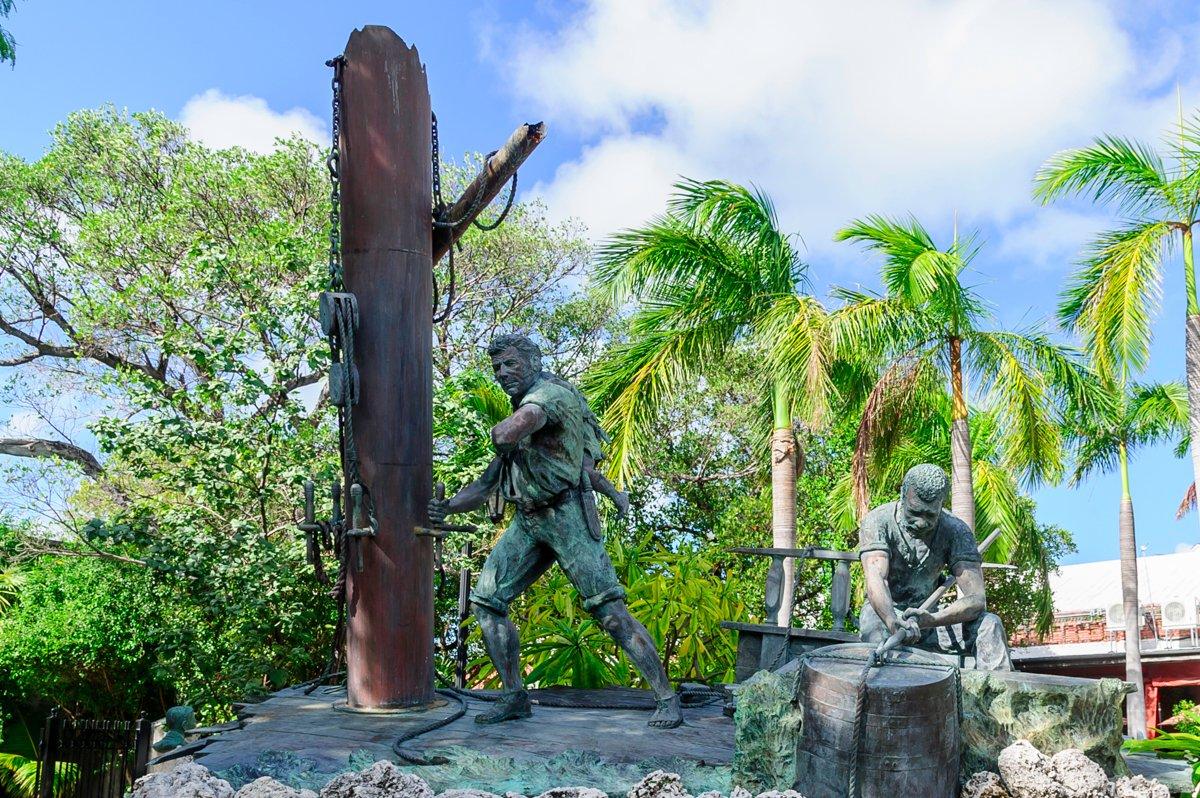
[{"left": 898, "top": 464, "right": 950, "bottom": 538}]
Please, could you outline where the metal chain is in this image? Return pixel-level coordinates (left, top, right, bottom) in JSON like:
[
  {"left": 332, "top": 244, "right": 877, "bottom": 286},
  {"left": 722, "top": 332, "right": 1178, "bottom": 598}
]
[
  {"left": 325, "top": 56, "right": 345, "bottom": 292},
  {"left": 429, "top": 113, "right": 518, "bottom": 323}
]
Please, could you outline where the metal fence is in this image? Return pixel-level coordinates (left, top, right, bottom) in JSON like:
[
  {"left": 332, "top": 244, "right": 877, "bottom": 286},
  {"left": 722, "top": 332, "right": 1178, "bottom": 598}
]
[{"left": 34, "top": 708, "right": 152, "bottom": 798}]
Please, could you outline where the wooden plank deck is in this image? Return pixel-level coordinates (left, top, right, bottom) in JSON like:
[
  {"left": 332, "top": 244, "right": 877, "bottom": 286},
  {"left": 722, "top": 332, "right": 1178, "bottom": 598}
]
[{"left": 194, "top": 685, "right": 734, "bottom": 791}]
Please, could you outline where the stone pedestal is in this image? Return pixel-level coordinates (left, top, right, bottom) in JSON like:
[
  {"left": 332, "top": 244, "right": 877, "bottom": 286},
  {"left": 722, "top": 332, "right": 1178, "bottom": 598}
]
[{"left": 730, "top": 664, "right": 1132, "bottom": 792}]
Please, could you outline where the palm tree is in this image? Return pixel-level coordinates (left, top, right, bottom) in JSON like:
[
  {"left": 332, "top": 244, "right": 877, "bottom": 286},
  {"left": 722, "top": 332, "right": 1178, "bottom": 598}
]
[
  {"left": 834, "top": 215, "right": 1095, "bottom": 529},
  {"left": 1034, "top": 115, "right": 1200, "bottom": 528},
  {"left": 1064, "top": 378, "right": 1187, "bottom": 738},
  {"left": 587, "top": 179, "right": 832, "bottom": 625}
]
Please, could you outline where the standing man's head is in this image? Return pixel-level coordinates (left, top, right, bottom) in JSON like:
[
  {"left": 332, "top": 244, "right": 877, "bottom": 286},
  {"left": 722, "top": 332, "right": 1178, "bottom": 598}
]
[
  {"left": 897, "top": 464, "right": 950, "bottom": 538},
  {"left": 488, "top": 334, "right": 543, "bottom": 397}
]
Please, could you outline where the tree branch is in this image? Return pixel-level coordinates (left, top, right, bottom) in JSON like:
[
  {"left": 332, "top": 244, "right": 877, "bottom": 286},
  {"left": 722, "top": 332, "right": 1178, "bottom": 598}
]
[{"left": 0, "top": 436, "right": 103, "bottom": 477}]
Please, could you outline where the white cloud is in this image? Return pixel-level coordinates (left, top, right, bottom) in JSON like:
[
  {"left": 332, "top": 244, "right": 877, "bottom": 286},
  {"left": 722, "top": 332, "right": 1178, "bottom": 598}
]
[
  {"left": 506, "top": 0, "right": 1196, "bottom": 254},
  {"left": 179, "top": 89, "right": 326, "bottom": 154},
  {"left": 994, "top": 208, "right": 1108, "bottom": 278}
]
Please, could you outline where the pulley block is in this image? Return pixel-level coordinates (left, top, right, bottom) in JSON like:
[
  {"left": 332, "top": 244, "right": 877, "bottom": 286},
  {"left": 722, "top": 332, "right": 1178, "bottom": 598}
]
[{"left": 319, "top": 291, "right": 359, "bottom": 339}]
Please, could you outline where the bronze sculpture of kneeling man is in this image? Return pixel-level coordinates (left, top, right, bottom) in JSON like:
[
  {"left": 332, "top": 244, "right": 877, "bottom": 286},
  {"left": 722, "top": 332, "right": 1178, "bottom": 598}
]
[
  {"left": 429, "top": 334, "right": 683, "bottom": 728},
  {"left": 858, "top": 463, "right": 1013, "bottom": 670}
]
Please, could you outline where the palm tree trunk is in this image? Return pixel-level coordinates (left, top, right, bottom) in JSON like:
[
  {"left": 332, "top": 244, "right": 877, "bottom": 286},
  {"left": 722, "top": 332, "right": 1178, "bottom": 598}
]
[
  {"left": 1183, "top": 229, "right": 1200, "bottom": 532},
  {"left": 771, "top": 382, "right": 798, "bottom": 627},
  {"left": 948, "top": 336, "right": 976, "bottom": 530},
  {"left": 1118, "top": 442, "right": 1147, "bottom": 738}
]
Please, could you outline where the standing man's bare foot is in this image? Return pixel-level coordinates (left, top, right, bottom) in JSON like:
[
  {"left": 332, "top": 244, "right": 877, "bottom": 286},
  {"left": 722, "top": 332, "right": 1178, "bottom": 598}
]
[
  {"left": 648, "top": 694, "right": 682, "bottom": 729},
  {"left": 475, "top": 689, "right": 533, "bottom": 724}
]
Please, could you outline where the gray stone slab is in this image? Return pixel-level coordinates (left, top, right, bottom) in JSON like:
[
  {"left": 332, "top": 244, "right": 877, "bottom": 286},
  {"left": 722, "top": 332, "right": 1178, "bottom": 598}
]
[{"left": 195, "top": 685, "right": 734, "bottom": 783}]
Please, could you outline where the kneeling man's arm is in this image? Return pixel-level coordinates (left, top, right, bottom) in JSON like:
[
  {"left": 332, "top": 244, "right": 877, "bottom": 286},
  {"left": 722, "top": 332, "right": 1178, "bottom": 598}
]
[
  {"left": 904, "top": 561, "right": 986, "bottom": 629},
  {"left": 862, "top": 552, "right": 904, "bottom": 635}
]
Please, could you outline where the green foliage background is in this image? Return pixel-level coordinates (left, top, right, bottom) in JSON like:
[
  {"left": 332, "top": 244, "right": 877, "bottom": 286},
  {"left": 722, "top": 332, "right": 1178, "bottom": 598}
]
[{"left": 0, "top": 106, "right": 1073, "bottom": 756}]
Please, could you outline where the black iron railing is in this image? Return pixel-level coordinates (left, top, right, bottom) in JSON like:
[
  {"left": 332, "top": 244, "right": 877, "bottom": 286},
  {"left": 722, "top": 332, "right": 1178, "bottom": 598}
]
[{"left": 34, "top": 708, "right": 152, "bottom": 798}]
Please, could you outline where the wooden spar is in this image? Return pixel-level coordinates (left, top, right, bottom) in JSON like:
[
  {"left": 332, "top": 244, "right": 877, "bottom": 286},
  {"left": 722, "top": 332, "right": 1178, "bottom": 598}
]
[
  {"left": 430, "top": 122, "right": 547, "bottom": 263},
  {"left": 339, "top": 26, "right": 435, "bottom": 709}
]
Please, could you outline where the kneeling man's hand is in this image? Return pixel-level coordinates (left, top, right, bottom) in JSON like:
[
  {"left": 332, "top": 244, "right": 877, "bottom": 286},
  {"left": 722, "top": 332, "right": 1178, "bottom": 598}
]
[{"left": 901, "top": 607, "right": 937, "bottom": 630}]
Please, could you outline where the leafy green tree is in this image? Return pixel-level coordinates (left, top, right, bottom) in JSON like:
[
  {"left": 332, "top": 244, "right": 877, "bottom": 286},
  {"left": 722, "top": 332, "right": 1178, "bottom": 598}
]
[
  {"left": 0, "top": 554, "right": 161, "bottom": 716},
  {"left": 834, "top": 215, "right": 1096, "bottom": 531},
  {"left": 0, "top": 106, "right": 612, "bottom": 717},
  {"left": 588, "top": 179, "right": 833, "bottom": 625},
  {"left": 1034, "top": 115, "right": 1200, "bottom": 530},
  {"left": 0, "top": 0, "right": 17, "bottom": 67},
  {"left": 1063, "top": 378, "right": 1187, "bottom": 737}
]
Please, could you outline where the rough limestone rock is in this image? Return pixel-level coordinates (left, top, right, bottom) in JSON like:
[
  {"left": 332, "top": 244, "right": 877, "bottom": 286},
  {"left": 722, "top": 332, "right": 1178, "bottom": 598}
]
[
  {"left": 1049, "top": 749, "right": 1111, "bottom": 798},
  {"left": 130, "top": 762, "right": 235, "bottom": 798},
  {"left": 319, "top": 761, "right": 433, "bottom": 798},
  {"left": 236, "top": 777, "right": 318, "bottom": 798},
  {"left": 731, "top": 670, "right": 803, "bottom": 794},
  {"left": 627, "top": 770, "right": 690, "bottom": 798},
  {"left": 1111, "top": 776, "right": 1170, "bottom": 798},
  {"left": 961, "top": 670, "right": 1131, "bottom": 778},
  {"left": 730, "top": 788, "right": 752, "bottom": 798},
  {"left": 962, "top": 772, "right": 1011, "bottom": 798},
  {"left": 752, "top": 791, "right": 807, "bottom": 798},
  {"left": 997, "top": 740, "right": 1061, "bottom": 798},
  {"left": 695, "top": 792, "right": 722, "bottom": 798},
  {"left": 435, "top": 791, "right": 502, "bottom": 798},
  {"left": 530, "top": 789, "right": 607, "bottom": 798}
]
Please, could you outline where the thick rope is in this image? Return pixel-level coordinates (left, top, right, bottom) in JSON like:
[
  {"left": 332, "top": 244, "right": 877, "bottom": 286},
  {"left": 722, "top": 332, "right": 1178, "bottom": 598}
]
[{"left": 392, "top": 689, "right": 468, "bottom": 766}]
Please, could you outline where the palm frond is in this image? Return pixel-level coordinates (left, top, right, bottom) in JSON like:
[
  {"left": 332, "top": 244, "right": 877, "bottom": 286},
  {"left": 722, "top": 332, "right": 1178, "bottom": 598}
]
[
  {"left": 1129, "top": 380, "right": 1188, "bottom": 436},
  {"left": 850, "top": 347, "right": 943, "bottom": 515},
  {"left": 584, "top": 309, "right": 739, "bottom": 486},
  {"left": 594, "top": 216, "right": 754, "bottom": 308},
  {"left": 1034, "top": 135, "right": 1171, "bottom": 216},
  {"left": 967, "top": 329, "right": 1109, "bottom": 486},
  {"left": 1058, "top": 220, "right": 1169, "bottom": 377},
  {"left": 1177, "top": 482, "right": 1196, "bottom": 520},
  {"left": 669, "top": 178, "right": 803, "bottom": 296},
  {"left": 757, "top": 294, "right": 834, "bottom": 426}
]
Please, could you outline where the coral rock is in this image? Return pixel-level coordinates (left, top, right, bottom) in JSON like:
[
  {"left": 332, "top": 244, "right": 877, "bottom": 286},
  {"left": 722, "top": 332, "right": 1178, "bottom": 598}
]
[
  {"left": 1049, "top": 749, "right": 1111, "bottom": 798},
  {"left": 236, "top": 776, "right": 318, "bottom": 798},
  {"left": 435, "top": 791, "right": 502, "bottom": 798},
  {"left": 531, "top": 789, "right": 607, "bottom": 798},
  {"left": 1112, "top": 776, "right": 1169, "bottom": 798},
  {"left": 997, "top": 740, "right": 1062, "bottom": 798},
  {"left": 753, "top": 792, "right": 807, "bottom": 798},
  {"left": 730, "top": 788, "right": 752, "bottom": 798},
  {"left": 130, "top": 762, "right": 235, "bottom": 798},
  {"left": 962, "top": 772, "right": 1011, "bottom": 798},
  {"left": 628, "top": 770, "right": 690, "bottom": 798},
  {"left": 319, "top": 761, "right": 433, "bottom": 798}
]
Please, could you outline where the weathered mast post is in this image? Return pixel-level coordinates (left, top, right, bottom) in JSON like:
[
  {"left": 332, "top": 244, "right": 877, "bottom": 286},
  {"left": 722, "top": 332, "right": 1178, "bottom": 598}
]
[{"left": 340, "top": 25, "right": 435, "bottom": 710}]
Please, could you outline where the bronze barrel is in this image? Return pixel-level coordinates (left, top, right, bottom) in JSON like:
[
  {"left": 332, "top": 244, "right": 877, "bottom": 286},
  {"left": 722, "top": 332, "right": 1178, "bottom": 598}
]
[{"left": 794, "top": 643, "right": 960, "bottom": 798}]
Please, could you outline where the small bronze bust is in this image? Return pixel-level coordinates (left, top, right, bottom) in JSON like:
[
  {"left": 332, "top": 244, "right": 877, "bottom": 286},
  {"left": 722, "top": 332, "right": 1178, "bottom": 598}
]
[
  {"left": 429, "top": 335, "right": 681, "bottom": 727},
  {"left": 858, "top": 463, "right": 1012, "bottom": 670}
]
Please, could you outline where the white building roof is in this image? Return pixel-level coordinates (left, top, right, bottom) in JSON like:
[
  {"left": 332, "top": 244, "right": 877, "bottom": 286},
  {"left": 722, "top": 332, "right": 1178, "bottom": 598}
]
[{"left": 1048, "top": 544, "right": 1200, "bottom": 614}]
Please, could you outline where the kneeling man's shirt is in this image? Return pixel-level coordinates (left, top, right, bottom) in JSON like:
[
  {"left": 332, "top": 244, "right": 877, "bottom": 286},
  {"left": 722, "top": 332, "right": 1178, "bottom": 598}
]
[{"left": 858, "top": 502, "right": 981, "bottom": 609}]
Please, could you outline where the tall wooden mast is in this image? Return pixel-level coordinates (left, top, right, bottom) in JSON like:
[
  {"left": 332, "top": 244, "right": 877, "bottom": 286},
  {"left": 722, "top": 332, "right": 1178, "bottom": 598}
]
[{"left": 339, "top": 25, "right": 435, "bottom": 709}]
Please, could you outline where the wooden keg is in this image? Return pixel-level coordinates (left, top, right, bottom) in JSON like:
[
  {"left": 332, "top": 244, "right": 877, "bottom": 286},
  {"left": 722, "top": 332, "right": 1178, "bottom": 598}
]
[{"left": 794, "top": 643, "right": 960, "bottom": 798}]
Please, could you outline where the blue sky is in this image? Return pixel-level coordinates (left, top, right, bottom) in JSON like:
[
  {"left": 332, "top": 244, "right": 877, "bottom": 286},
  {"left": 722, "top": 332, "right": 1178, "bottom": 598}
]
[{"left": 3, "top": 1, "right": 1200, "bottom": 563}]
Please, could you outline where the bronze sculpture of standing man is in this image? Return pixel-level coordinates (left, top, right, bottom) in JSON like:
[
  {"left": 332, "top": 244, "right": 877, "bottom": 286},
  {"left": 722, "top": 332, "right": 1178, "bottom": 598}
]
[{"left": 429, "top": 334, "right": 683, "bottom": 728}]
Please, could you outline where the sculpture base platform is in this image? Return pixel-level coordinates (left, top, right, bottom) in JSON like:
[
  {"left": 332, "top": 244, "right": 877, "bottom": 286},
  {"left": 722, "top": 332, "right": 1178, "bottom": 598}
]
[{"left": 193, "top": 684, "right": 733, "bottom": 795}]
